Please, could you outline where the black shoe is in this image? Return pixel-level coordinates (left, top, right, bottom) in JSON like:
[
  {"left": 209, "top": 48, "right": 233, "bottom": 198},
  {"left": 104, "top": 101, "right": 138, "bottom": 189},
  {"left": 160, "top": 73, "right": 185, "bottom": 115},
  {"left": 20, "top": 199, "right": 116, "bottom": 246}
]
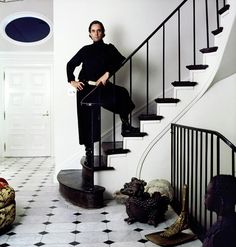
[{"left": 121, "top": 122, "right": 140, "bottom": 135}]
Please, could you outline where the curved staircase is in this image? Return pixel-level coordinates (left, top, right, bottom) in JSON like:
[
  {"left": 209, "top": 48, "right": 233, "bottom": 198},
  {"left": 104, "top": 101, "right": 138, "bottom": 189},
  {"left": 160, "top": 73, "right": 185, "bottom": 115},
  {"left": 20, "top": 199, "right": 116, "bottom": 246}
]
[
  {"left": 58, "top": 0, "right": 236, "bottom": 205},
  {"left": 94, "top": 0, "right": 236, "bottom": 196}
]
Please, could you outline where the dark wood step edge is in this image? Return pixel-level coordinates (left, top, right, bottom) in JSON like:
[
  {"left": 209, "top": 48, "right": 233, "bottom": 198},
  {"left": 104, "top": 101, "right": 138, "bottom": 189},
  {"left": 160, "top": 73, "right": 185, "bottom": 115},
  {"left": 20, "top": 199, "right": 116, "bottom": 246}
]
[
  {"left": 218, "top": 4, "right": 230, "bottom": 15},
  {"left": 171, "top": 81, "right": 198, "bottom": 87},
  {"left": 155, "top": 98, "right": 180, "bottom": 104},
  {"left": 186, "top": 64, "right": 209, "bottom": 70}
]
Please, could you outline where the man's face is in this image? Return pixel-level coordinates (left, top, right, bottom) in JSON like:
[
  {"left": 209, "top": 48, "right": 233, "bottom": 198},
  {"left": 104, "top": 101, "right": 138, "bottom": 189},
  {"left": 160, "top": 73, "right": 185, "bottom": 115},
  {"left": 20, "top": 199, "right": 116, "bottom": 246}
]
[{"left": 89, "top": 24, "right": 104, "bottom": 42}]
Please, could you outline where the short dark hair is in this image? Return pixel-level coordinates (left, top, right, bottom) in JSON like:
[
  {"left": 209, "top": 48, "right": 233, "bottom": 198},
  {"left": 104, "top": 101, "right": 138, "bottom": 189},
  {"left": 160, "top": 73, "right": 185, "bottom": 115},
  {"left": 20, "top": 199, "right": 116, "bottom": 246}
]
[
  {"left": 211, "top": 174, "right": 236, "bottom": 205},
  {"left": 88, "top": 20, "right": 105, "bottom": 35}
]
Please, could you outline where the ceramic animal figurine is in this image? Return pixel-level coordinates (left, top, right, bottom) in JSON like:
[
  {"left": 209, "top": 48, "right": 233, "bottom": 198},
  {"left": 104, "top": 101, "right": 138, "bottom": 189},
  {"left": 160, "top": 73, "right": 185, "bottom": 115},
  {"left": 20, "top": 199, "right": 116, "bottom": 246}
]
[{"left": 120, "top": 177, "right": 169, "bottom": 227}]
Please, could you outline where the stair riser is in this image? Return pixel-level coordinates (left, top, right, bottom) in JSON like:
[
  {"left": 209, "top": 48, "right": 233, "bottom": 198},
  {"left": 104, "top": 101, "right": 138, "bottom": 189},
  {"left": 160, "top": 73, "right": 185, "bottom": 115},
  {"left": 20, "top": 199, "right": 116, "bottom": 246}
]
[{"left": 173, "top": 87, "right": 196, "bottom": 100}]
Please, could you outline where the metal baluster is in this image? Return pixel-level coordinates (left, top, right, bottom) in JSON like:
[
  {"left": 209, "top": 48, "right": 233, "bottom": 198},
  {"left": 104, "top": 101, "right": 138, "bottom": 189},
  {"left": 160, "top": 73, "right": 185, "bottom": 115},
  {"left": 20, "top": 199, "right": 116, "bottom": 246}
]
[
  {"left": 216, "top": 0, "right": 220, "bottom": 30},
  {"left": 193, "top": 0, "right": 196, "bottom": 65},
  {"left": 113, "top": 75, "right": 116, "bottom": 151},
  {"left": 178, "top": 9, "right": 181, "bottom": 82},
  {"left": 163, "top": 25, "right": 165, "bottom": 98},
  {"left": 146, "top": 41, "right": 149, "bottom": 115},
  {"left": 129, "top": 59, "right": 133, "bottom": 126},
  {"left": 205, "top": 0, "right": 210, "bottom": 48}
]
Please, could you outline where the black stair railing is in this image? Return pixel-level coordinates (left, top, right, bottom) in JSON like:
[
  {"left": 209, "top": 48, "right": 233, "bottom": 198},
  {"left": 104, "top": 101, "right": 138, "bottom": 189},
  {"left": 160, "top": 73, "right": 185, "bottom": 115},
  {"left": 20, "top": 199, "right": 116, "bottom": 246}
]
[
  {"left": 81, "top": 0, "right": 228, "bottom": 166},
  {"left": 171, "top": 123, "right": 236, "bottom": 239}
]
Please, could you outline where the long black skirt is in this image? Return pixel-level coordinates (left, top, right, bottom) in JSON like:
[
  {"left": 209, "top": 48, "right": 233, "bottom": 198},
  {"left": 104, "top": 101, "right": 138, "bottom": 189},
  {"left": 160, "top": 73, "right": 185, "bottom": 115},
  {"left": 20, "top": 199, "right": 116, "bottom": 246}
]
[{"left": 76, "top": 81, "right": 135, "bottom": 145}]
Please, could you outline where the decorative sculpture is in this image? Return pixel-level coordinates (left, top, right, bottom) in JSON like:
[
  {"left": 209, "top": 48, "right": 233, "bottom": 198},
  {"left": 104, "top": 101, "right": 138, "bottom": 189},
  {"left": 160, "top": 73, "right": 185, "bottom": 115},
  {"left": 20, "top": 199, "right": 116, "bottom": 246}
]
[
  {"left": 120, "top": 177, "right": 169, "bottom": 227},
  {"left": 160, "top": 184, "right": 189, "bottom": 238},
  {"left": 145, "top": 184, "right": 196, "bottom": 246}
]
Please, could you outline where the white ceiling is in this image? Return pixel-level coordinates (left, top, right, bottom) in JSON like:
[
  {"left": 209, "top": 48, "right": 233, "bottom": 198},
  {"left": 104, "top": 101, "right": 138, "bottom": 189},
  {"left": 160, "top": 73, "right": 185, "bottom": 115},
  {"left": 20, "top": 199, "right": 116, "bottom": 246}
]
[{"left": 0, "top": 0, "right": 53, "bottom": 52}]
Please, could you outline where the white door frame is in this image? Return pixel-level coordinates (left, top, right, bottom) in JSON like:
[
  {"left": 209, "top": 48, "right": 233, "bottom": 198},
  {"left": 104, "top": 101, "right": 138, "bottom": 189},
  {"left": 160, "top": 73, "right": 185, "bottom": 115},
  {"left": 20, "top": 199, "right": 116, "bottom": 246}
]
[{"left": 0, "top": 52, "right": 53, "bottom": 157}]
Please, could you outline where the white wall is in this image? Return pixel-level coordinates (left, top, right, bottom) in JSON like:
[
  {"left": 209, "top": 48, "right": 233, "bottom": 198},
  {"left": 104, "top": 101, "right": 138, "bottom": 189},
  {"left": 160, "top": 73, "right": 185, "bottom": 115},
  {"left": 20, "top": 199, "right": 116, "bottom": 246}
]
[
  {"left": 179, "top": 73, "right": 236, "bottom": 144},
  {"left": 53, "top": 0, "right": 184, "bottom": 174}
]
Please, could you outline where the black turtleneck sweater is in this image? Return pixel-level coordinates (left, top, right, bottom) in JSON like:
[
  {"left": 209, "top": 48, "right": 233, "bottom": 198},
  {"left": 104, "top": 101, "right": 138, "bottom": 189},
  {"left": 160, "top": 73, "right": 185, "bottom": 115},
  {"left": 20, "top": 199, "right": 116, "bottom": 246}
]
[{"left": 67, "top": 40, "right": 125, "bottom": 82}]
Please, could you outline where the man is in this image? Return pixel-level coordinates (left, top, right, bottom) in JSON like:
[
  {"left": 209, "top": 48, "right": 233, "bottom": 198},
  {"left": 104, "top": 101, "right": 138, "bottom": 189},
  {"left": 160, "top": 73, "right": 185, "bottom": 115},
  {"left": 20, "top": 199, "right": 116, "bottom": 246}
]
[
  {"left": 66, "top": 20, "right": 139, "bottom": 165},
  {"left": 203, "top": 174, "right": 236, "bottom": 247}
]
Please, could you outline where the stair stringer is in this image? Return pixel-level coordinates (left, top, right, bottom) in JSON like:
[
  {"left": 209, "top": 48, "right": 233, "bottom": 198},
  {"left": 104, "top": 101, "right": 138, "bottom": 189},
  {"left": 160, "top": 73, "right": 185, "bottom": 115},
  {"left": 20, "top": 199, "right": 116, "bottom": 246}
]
[{"left": 94, "top": 0, "right": 236, "bottom": 197}]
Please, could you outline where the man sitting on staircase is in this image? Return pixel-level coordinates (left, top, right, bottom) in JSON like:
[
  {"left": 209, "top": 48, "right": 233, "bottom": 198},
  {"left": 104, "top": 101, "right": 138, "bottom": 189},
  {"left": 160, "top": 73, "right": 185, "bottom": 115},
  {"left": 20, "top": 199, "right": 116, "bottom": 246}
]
[{"left": 66, "top": 20, "right": 139, "bottom": 166}]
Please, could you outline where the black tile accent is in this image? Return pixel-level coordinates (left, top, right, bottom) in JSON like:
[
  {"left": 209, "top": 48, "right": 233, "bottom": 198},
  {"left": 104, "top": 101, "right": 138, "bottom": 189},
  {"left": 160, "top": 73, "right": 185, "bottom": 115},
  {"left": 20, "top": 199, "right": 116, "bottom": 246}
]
[
  {"left": 134, "top": 228, "right": 143, "bottom": 232},
  {"left": 43, "top": 221, "right": 52, "bottom": 225},
  {"left": 0, "top": 244, "right": 10, "bottom": 247},
  {"left": 102, "top": 220, "right": 110, "bottom": 223},
  {"left": 103, "top": 229, "right": 112, "bottom": 233},
  {"left": 6, "top": 232, "right": 16, "bottom": 236},
  {"left": 72, "top": 220, "right": 81, "bottom": 224},
  {"left": 73, "top": 212, "right": 81, "bottom": 216},
  {"left": 46, "top": 213, "right": 54, "bottom": 216},
  {"left": 101, "top": 211, "right": 109, "bottom": 215},
  {"left": 71, "top": 230, "right": 81, "bottom": 234},
  {"left": 104, "top": 240, "right": 114, "bottom": 245},
  {"left": 138, "top": 239, "right": 148, "bottom": 243},
  {"left": 39, "top": 231, "right": 49, "bottom": 235},
  {"left": 69, "top": 241, "right": 80, "bottom": 246},
  {"left": 34, "top": 243, "right": 45, "bottom": 246},
  {"left": 19, "top": 214, "right": 27, "bottom": 217},
  {"left": 49, "top": 206, "right": 57, "bottom": 209},
  {"left": 28, "top": 200, "right": 35, "bottom": 203}
]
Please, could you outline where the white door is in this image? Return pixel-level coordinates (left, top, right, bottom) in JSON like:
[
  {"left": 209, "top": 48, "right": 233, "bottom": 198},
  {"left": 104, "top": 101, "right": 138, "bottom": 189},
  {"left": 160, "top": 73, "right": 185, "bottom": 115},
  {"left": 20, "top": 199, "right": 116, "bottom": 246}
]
[{"left": 4, "top": 66, "right": 51, "bottom": 157}]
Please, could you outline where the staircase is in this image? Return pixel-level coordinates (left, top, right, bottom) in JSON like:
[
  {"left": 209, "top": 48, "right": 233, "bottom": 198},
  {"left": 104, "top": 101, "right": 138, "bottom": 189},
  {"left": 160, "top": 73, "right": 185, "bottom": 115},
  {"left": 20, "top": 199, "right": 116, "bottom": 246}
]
[{"left": 58, "top": 0, "right": 236, "bottom": 205}]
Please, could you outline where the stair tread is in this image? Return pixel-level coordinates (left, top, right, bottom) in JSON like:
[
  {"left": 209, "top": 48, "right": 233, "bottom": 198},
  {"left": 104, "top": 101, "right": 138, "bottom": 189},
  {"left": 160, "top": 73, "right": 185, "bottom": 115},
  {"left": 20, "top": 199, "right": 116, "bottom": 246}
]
[
  {"left": 122, "top": 132, "right": 148, "bottom": 137},
  {"left": 139, "top": 114, "right": 164, "bottom": 121},
  {"left": 186, "top": 64, "right": 209, "bottom": 70},
  {"left": 218, "top": 4, "right": 230, "bottom": 15},
  {"left": 105, "top": 148, "right": 130, "bottom": 155},
  {"left": 212, "top": 27, "right": 223, "bottom": 35},
  {"left": 155, "top": 98, "right": 180, "bottom": 104},
  {"left": 57, "top": 169, "right": 105, "bottom": 208},
  {"left": 200, "top": 46, "right": 218, "bottom": 53},
  {"left": 171, "top": 81, "right": 198, "bottom": 87}
]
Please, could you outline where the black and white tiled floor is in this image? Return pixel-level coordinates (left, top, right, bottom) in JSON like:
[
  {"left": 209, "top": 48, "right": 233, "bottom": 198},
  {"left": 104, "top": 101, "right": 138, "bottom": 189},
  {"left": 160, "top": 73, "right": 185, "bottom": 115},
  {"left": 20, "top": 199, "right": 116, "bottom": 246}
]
[{"left": 0, "top": 157, "right": 202, "bottom": 247}]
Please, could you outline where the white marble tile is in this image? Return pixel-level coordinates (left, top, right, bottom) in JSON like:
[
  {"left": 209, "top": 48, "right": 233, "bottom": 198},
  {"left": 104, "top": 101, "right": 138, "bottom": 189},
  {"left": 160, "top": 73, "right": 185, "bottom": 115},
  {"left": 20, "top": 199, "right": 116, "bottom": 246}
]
[
  {"left": 45, "top": 222, "right": 76, "bottom": 232},
  {"left": 12, "top": 223, "right": 46, "bottom": 234},
  {"left": 107, "top": 220, "right": 138, "bottom": 231},
  {"left": 7, "top": 233, "right": 42, "bottom": 245},
  {"left": 77, "top": 244, "right": 108, "bottom": 247},
  {"left": 77, "top": 212, "right": 106, "bottom": 222},
  {"left": 108, "top": 230, "right": 142, "bottom": 242},
  {"left": 76, "top": 222, "right": 107, "bottom": 232},
  {"left": 75, "top": 231, "right": 108, "bottom": 244},
  {"left": 41, "top": 232, "right": 75, "bottom": 244},
  {"left": 112, "top": 241, "right": 146, "bottom": 247}
]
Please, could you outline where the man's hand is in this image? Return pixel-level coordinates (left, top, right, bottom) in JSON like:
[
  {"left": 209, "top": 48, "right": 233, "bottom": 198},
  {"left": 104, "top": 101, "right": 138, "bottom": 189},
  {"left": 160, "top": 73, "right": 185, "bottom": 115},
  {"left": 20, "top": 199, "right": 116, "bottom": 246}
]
[
  {"left": 96, "top": 72, "right": 109, "bottom": 86},
  {"left": 70, "top": 80, "right": 85, "bottom": 91}
]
